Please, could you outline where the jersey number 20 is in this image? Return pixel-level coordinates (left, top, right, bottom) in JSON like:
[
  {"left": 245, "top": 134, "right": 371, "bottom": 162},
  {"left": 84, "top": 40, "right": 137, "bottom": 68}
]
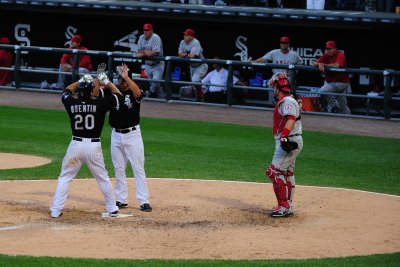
[{"left": 74, "top": 114, "right": 95, "bottom": 130}]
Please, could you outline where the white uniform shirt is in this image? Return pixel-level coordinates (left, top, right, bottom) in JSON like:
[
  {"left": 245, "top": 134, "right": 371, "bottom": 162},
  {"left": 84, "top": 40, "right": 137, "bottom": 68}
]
[
  {"left": 262, "top": 49, "right": 303, "bottom": 74},
  {"left": 178, "top": 38, "right": 205, "bottom": 67},
  {"left": 201, "top": 67, "right": 239, "bottom": 92},
  {"left": 137, "top": 33, "right": 163, "bottom": 66},
  {"left": 274, "top": 96, "right": 302, "bottom": 140}
]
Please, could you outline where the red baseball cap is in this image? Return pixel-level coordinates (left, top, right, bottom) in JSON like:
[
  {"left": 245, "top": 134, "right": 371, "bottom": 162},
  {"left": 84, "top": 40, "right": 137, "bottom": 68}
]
[
  {"left": 0, "top": 37, "right": 10, "bottom": 44},
  {"left": 183, "top": 29, "right": 196, "bottom": 36},
  {"left": 279, "top": 36, "right": 290, "bottom": 43},
  {"left": 143, "top": 23, "right": 153, "bottom": 31},
  {"left": 325, "top": 40, "right": 336, "bottom": 49},
  {"left": 71, "top": 35, "right": 82, "bottom": 43}
]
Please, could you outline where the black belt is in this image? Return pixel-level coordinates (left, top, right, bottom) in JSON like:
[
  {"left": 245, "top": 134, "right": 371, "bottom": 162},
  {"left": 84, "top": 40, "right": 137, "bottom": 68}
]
[
  {"left": 114, "top": 127, "right": 136, "bottom": 134},
  {"left": 73, "top": 137, "right": 100, "bottom": 142},
  {"left": 288, "top": 133, "right": 301, "bottom": 137}
]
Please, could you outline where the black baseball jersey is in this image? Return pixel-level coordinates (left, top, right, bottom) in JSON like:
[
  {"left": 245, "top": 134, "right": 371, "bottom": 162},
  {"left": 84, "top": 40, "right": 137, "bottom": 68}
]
[
  {"left": 61, "top": 89, "right": 123, "bottom": 138},
  {"left": 100, "top": 88, "right": 143, "bottom": 129}
]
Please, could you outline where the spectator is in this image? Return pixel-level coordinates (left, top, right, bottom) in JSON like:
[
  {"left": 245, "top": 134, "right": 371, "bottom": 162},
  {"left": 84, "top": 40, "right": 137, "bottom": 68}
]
[
  {"left": 252, "top": 36, "right": 303, "bottom": 106},
  {"left": 307, "top": 0, "right": 325, "bottom": 9},
  {"left": 313, "top": 40, "right": 351, "bottom": 114},
  {"left": 137, "top": 23, "right": 165, "bottom": 98},
  {"left": 0, "top": 37, "right": 13, "bottom": 86},
  {"left": 201, "top": 57, "right": 246, "bottom": 103},
  {"left": 54, "top": 34, "right": 93, "bottom": 90},
  {"left": 178, "top": 28, "right": 208, "bottom": 101}
]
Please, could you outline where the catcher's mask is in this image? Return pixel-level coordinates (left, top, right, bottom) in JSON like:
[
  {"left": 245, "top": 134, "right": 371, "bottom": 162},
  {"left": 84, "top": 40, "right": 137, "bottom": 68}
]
[
  {"left": 77, "top": 81, "right": 94, "bottom": 100},
  {"left": 270, "top": 73, "right": 292, "bottom": 94}
]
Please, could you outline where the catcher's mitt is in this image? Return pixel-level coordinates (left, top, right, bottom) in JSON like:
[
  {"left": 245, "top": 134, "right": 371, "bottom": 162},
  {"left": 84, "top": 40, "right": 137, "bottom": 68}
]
[{"left": 280, "top": 137, "right": 298, "bottom": 153}]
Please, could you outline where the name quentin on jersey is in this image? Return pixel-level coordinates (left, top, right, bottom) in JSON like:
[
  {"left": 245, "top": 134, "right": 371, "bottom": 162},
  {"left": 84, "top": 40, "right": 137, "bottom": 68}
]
[{"left": 70, "top": 104, "right": 97, "bottom": 113}]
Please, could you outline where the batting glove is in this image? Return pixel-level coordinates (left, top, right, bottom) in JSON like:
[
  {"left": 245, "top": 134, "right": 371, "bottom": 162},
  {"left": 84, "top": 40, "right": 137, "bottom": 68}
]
[
  {"left": 79, "top": 74, "right": 94, "bottom": 84},
  {"left": 97, "top": 72, "right": 110, "bottom": 86}
]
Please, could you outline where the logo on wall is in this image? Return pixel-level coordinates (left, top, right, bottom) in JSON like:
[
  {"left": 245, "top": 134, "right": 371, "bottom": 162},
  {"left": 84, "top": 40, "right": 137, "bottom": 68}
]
[
  {"left": 291, "top": 47, "right": 324, "bottom": 66},
  {"left": 64, "top": 26, "right": 78, "bottom": 47},
  {"left": 15, "top": 24, "right": 31, "bottom": 55},
  {"left": 113, "top": 30, "right": 139, "bottom": 62},
  {"left": 234, "top": 36, "right": 252, "bottom": 62}
]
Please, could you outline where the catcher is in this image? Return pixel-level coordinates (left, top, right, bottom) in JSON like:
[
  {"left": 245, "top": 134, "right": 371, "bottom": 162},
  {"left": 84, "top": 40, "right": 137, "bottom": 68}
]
[{"left": 265, "top": 73, "right": 303, "bottom": 217}]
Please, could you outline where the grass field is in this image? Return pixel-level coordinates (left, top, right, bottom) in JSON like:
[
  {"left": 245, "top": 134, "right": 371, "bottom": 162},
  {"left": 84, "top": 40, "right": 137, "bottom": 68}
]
[{"left": 0, "top": 106, "right": 399, "bottom": 266}]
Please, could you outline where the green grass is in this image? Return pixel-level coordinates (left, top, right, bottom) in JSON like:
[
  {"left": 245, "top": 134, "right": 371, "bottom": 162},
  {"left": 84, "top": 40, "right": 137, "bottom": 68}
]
[
  {"left": 0, "top": 252, "right": 399, "bottom": 267},
  {"left": 0, "top": 105, "right": 399, "bottom": 266}
]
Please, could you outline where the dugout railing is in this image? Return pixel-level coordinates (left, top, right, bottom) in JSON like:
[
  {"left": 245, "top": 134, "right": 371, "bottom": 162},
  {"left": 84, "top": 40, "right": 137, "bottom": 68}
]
[{"left": 1, "top": 44, "right": 399, "bottom": 120}]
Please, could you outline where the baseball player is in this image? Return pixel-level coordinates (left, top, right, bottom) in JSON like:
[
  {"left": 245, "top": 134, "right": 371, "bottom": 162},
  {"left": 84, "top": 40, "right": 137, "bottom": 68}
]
[
  {"left": 265, "top": 73, "right": 303, "bottom": 217},
  {"left": 137, "top": 23, "right": 165, "bottom": 98},
  {"left": 50, "top": 73, "right": 123, "bottom": 218},
  {"left": 178, "top": 28, "right": 208, "bottom": 101},
  {"left": 252, "top": 36, "right": 303, "bottom": 106},
  {"left": 96, "top": 63, "right": 151, "bottom": 212}
]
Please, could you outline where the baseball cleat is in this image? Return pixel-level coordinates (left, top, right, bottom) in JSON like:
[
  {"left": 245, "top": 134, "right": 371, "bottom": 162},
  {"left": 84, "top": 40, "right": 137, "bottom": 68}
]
[
  {"left": 109, "top": 210, "right": 119, "bottom": 217},
  {"left": 116, "top": 201, "right": 128, "bottom": 208},
  {"left": 269, "top": 206, "right": 292, "bottom": 217},
  {"left": 51, "top": 212, "right": 63, "bottom": 218},
  {"left": 140, "top": 203, "right": 152, "bottom": 212}
]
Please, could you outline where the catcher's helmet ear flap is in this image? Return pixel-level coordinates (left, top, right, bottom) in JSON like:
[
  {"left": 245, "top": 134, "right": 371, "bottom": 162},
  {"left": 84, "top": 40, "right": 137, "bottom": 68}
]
[
  {"left": 269, "top": 73, "right": 291, "bottom": 94},
  {"left": 77, "top": 81, "right": 94, "bottom": 99}
]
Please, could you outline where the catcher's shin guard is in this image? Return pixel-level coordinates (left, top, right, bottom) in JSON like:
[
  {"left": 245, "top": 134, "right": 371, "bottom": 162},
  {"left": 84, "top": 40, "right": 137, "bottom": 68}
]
[
  {"left": 266, "top": 164, "right": 289, "bottom": 209},
  {"left": 286, "top": 171, "right": 295, "bottom": 202}
]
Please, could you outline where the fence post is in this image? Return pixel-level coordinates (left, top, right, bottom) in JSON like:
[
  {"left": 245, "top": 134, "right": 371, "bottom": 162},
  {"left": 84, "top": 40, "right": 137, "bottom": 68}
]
[
  {"left": 72, "top": 50, "right": 79, "bottom": 82},
  {"left": 383, "top": 70, "right": 392, "bottom": 119},
  {"left": 226, "top": 60, "right": 233, "bottom": 106},
  {"left": 13, "top": 45, "right": 22, "bottom": 90},
  {"left": 164, "top": 57, "right": 172, "bottom": 100},
  {"left": 107, "top": 52, "right": 114, "bottom": 79}
]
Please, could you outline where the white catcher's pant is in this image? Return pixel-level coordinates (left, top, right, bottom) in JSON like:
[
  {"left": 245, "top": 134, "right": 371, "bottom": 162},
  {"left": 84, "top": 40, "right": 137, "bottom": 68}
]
[
  {"left": 111, "top": 125, "right": 150, "bottom": 205},
  {"left": 50, "top": 138, "right": 118, "bottom": 217}
]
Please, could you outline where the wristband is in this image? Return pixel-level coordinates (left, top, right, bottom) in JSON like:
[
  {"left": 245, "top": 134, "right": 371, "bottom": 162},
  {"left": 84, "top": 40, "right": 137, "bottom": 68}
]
[{"left": 280, "top": 128, "right": 291, "bottom": 139}]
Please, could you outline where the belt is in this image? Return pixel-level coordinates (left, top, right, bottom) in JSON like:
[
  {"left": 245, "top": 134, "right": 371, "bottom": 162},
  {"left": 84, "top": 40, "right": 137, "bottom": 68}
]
[
  {"left": 114, "top": 126, "right": 136, "bottom": 134},
  {"left": 73, "top": 137, "right": 100, "bottom": 142},
  {"left": 288, "top": 133, "right": 301, "bottom": 137}
]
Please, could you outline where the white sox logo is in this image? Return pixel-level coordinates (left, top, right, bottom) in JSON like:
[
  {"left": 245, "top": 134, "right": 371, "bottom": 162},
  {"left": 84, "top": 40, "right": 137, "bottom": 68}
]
[
  {"left": 113, "top": 30, "right": 139, "bottom": 62},
  {"left": 234, "top": 36, "right": 252, "bottom": 63},
  {"left": 124, "top": 95, "right": 132, "bottom": 109}
]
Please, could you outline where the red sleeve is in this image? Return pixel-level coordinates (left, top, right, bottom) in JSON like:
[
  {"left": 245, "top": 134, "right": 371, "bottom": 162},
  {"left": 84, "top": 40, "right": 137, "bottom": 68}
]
[
  {"left": 316, "top": 53, "right": 327, "bottom": 63},
  {"left": 60, "top": 53, "right": 71, "bottom": 65},
  {"left": 334, "top": 52, "right": 346, "bottom": 68}
]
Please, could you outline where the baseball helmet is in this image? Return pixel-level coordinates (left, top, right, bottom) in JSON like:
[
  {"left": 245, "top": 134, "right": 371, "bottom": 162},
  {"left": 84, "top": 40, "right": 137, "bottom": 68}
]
[
  {"left": 77, "top": 81, "right": 94, "bottom": 100},
  {"left": 269, "top": 73, "right": 291, "bottom": 94}
]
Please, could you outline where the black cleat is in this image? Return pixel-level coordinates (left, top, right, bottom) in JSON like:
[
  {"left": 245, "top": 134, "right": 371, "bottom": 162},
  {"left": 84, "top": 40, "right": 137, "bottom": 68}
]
[
  {"left": 140, "top": 203, "right": 152, "bottom": 212},
  {"left": 110, "top": 210, "right": 119, "bottom": 217},
  {"left": 51, "top": 212, "right": 63, "bottom": 218},
  {"left": 116, "top": 201, "right": 128, "bottom": 208}
]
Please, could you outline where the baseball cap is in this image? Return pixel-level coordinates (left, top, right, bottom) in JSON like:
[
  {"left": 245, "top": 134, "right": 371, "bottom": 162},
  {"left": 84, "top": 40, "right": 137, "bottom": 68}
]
[
  {"left": 143, "top": 23, "right": 153, "bottom": 31},
  {"left": 279, "top": 36, "right": 290, "bottom": 43},
  {"left": 325, "top": 40, "right": 336, "bottom": 49},
  {"left": 71, "top": 35, "right": 82, "bottom": 43},
  {"left": 183, "top": 29, "right": 196, "bottom": 36},
  {"left": 0, "top": 37, "right": 10, "bottom": 44}
]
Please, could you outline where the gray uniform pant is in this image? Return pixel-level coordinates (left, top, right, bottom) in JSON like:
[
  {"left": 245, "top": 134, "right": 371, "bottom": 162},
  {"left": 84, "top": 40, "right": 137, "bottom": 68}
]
[{"left": 319, "top": 81, "right": 351, "bottom": 114}]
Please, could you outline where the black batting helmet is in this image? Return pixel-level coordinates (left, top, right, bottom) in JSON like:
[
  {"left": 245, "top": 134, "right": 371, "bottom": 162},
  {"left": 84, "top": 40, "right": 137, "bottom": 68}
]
[{"left": 77, "top": 81, "right": 94, "bottom": 100}]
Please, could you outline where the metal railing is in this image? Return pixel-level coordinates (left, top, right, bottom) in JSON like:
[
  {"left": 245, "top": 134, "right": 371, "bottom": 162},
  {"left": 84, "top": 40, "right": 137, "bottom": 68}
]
[{"left": 1, "top": 44, "right": 400, "bottom": 120}]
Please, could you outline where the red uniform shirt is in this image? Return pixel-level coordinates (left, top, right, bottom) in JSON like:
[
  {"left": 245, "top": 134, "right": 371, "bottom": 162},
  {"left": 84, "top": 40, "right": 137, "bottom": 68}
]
[
  {"left": 0, "top": 49, "right": 13, "bottom": 85},
  {"left": 60, "top": 45, "right": 93, "bottom": 71},
  {"left": 316, "top": 50, "right": 350, "bottom": 83}
]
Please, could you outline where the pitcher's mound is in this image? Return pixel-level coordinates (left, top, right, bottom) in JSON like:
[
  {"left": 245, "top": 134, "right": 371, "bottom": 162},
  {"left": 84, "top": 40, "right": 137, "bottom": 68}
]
[{"left": 0, "top": 153, "right": 51, "bottom": 169}]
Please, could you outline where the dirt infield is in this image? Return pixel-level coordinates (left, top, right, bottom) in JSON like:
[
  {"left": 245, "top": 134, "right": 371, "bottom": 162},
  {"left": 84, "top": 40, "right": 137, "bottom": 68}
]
[
  {"left": 0, "top": 89, "right": 399, "bottom": 260},
  {"left": 0, "top": 178, "right": 399, "bottom": 259}
]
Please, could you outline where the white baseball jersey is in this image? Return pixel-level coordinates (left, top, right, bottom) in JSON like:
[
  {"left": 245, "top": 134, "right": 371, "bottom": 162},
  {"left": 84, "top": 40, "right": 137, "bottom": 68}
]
[
  {"left": 201, "top": 67, "right": 239, "bottom": 92},
  {"left": 262, "top": 49, "right": 303, "bottom": 74},
  {"left": 137, "top": 33, "right": 163, "bottom": 66}
]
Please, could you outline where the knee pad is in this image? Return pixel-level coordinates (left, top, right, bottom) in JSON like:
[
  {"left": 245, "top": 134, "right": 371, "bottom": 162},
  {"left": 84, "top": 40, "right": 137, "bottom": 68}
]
[{"left": 266, "top": 164, "right": 284, "bottom": 182}]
